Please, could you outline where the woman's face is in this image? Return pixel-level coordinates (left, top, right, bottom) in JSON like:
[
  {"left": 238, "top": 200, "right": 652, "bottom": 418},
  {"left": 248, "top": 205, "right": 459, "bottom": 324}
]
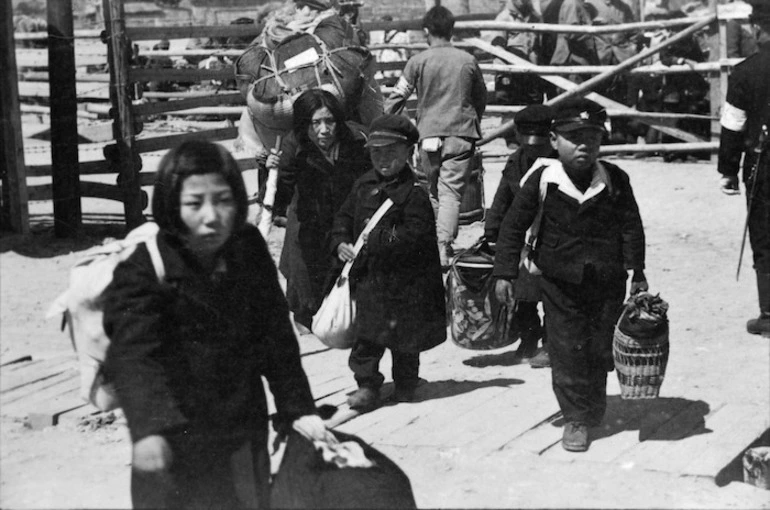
[
  {"left": 308, "top": 106, "right": 337, "bottom": 151},
  {"left": 370, "top": 142, "right": 411, "bottom": 179},
  {"left": 179, "top": 173, "right": 236, "bottom": 259}
]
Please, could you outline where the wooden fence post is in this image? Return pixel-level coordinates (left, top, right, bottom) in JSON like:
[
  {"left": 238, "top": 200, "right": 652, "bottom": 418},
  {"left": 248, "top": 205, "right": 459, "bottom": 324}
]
[
  {"left": 103, "top": 0, "right": 145, "bottom": 229},
  {"left": 48, "top": 0, "right": 81, "bottom": 237},
  {"left": 1, "top": 0, "right": 30, "bottom": 234},
  {"left": 710, "top": 0, "right": 726, "bottom": 162}
]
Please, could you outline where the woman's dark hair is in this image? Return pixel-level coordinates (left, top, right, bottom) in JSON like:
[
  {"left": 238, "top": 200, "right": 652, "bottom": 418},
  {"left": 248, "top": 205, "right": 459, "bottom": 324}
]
[
  {"left": 292, "top": 88, "right": 351, "bottom": 148},
  {"left": 422, "top": 5, "right": 454, "bottom": 40},
  {"left": 152, "top": 140, "right": 249, "bottom": 236}
]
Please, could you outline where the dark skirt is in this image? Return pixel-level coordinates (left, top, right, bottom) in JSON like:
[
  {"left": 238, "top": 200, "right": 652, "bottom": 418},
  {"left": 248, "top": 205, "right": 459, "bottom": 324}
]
[
  {"left": 279, "top": 202, "right": 315, "bottom": 327},
  {"left": 279, "top": 201, "right": 340, "bottom": 327}
]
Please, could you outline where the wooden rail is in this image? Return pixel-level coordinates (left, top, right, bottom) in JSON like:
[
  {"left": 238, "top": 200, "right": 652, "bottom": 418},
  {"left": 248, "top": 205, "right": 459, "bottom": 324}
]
[{"left": 8, "top": 3, "right": 741, "bottom": 231}]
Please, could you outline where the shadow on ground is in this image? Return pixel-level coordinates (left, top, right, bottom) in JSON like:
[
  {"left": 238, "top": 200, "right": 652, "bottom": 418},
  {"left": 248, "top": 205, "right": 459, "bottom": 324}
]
[
  {"left": 582, "top": 396, "right": 712, "bottom": 443},
  {"left": 460, "top": 346, "right": 536, "bottom": 368},
  {"left": 409, "top": 378, "right": 525, "bottom": 404},
  {"left": 1, "top": 215, "right": 128, "bottom": 257}
]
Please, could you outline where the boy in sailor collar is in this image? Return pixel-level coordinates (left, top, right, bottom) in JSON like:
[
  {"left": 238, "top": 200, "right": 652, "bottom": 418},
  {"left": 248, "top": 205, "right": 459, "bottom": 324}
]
[{"left": 492, "top": 98, "right": 648, "bottom": 452}]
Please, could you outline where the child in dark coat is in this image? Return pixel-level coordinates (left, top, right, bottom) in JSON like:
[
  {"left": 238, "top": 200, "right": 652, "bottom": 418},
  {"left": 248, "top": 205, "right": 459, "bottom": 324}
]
[
  {"left": 485, "top": 104, "right": 556, "bottom": 366},
  {"left": 330, "top": 115, "right": 446, "bottom": 409},
  {"left": 492, "top": 99, "right": 648, "bottom": 452}
]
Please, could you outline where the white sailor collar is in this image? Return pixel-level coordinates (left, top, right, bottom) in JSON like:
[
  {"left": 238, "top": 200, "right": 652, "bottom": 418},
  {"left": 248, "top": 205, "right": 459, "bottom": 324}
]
[{"left": 521, "top": 158, "right": 613, "bottom": 205}]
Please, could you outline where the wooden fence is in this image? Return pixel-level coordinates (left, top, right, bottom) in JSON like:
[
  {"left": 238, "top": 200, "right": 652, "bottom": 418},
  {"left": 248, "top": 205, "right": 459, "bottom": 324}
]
[{"left": 6, "top": 0, "right": 741, "bottom": 232}]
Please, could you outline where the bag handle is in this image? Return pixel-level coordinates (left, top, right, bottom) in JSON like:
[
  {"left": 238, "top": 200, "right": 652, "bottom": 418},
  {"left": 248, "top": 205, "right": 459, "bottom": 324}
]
[
  {"left": 144, "top": 234, "right": 165, "bottom": 282},
  {"left": 340, "top": 198, "right": 394, "bottom": 279}
]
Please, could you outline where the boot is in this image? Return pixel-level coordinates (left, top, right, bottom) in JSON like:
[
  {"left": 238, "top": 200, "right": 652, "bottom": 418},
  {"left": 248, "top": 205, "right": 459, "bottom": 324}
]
[
  {"left": 529, "top": 347, "right": 551, "bottom": 368},
  {"left": 747, "top": 272, "right": 770, "bottom": 336},
  {"left": 562, "top": 422, "right": 589, "bottom": 452},
  {"left": 347, "top": 387, "right": 379, "bottom": 410}
]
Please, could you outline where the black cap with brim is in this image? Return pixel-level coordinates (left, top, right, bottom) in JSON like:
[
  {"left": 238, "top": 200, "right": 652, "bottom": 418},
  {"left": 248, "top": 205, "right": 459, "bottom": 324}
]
[
  {"left": 551, "top": 98, "right": 608, "bottom": 133},
  {"left": 514, "top": 104, "right": 554, "bottom": 143},
  {"left": 552, "top": 120, "right": 607, "bottom": 133},
  {"left": 366, "top": 114, "right": 420, "bottom": 147},
  {"left": 365, "top": 131, "right": 412, "bottom": 147},
  {"left": 295, "top": 0, "right": 330, "bottom": 11}
]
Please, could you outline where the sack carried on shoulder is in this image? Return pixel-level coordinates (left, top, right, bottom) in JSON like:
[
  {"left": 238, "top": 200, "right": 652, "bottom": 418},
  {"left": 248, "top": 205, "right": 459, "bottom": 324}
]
[
  {"left": 312, "top": 199, "right": 394, "bottom": 349},
  {"left": 46, "top": 222, "right": 164, "bottom": 411}
]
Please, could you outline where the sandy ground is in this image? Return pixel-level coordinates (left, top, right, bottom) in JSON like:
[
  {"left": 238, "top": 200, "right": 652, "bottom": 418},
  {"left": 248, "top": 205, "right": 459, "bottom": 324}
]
[{"left": 1, "top": 114, "right": 769, "bottom": 508}]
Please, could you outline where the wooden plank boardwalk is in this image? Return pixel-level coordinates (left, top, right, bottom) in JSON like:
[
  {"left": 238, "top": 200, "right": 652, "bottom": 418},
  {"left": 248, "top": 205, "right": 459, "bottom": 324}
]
[
  {"left": 0, "top": 354, "right": 87, "bottom": 428},
  {"left": 4, "top": 316, "right": 766, "bottom": 494},
  {"left": 3, "top": 153, "right": 768, "bottom": 507}
]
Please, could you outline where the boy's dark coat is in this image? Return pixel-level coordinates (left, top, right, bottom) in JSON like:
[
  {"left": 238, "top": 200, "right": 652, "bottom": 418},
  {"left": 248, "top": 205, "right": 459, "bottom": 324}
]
[{"left": 330, "top": 167, "right": 446, "bottom": 353}]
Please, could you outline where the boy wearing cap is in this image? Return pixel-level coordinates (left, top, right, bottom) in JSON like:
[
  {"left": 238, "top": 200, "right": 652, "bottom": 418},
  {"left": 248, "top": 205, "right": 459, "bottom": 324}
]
[
  {"left": 485, "top": 105, "right": 556, "bottom": 367},
  {"left": 384, "top": 5, "right": 487, "bottom": 267},
  {"left": 492, "top": 98, "right": 648, "bottom": 452},
  {"left": 331, "top": 115, "right": 446, "bottom": 410}
]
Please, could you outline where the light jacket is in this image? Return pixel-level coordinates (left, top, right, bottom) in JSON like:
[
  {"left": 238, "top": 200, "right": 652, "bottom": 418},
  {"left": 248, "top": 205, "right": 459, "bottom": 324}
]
[{"left": 384, "top": 40, "right": 487, "bottom": 140}]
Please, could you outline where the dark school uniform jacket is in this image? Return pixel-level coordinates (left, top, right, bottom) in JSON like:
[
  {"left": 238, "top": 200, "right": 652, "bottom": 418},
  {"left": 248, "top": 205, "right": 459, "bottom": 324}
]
[
  {"left": 492, "top": 159, "right": 646, "bottom": 285},
  {"left": 485, "top": 147, "right": 556, "bottom": 242},
  {"left": 329, "top": 167, "right": 446, "bottom": 353},
  {"left": 102, "top": 225, "right": 317, "bottom": 450}
]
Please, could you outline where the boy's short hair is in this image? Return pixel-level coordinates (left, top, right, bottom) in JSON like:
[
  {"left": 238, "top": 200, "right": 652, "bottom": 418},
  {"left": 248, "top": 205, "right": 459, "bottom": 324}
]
[{"left": 422, "top": 5, "right": 455, "bottom": 39}]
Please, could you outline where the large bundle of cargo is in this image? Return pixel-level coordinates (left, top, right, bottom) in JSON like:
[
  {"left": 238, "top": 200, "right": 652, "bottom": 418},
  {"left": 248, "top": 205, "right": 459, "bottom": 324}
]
[{"left": 234, "top": 4, "right": 382, "bottom": 151}]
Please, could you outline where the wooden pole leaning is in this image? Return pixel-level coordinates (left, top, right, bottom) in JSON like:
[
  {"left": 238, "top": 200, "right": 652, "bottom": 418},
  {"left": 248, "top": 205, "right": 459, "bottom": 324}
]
[
  {"left": 549, "top": 14, "right": 717, "bottom": 105},
  {"left": 104, "top": 0, "right": 145, "bottom": 229},
  {"left": 468, "top": 39, "right": 707, "bottom": 146},
  {"left": 48, "top": 0, "right": 81, "bottom": 237}
]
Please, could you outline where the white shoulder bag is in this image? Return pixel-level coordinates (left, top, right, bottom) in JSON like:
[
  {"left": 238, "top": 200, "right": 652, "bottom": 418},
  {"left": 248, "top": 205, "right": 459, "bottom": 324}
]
[{"left": 312, "top": 198, "right": 394, "bottom": 349}]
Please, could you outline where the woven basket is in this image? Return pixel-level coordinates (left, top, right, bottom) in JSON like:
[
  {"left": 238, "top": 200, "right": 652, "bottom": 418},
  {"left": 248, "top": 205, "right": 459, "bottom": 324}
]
[{"left": 612, "top": 325, "right": 669, "bottom": 399}]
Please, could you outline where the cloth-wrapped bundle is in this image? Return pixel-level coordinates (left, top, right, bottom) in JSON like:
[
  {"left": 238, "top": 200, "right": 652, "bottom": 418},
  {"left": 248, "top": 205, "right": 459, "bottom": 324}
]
[{"left": 271, "top": 430, "right": 417, "bottom": 509}]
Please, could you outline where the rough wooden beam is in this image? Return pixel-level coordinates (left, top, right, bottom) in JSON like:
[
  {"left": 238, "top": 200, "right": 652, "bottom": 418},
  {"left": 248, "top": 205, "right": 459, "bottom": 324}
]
[
  {"left": 0, "top": 0, "right": 30, "bottom": 233},
  {"left": 48, "top": 0, "right": 82, "bottom": 237},
  {"left": 104, "top": 0, "right": 144, "bottom": 229},
  {"left": 467, "top": 39, "right": 706, "bottom": 145}
]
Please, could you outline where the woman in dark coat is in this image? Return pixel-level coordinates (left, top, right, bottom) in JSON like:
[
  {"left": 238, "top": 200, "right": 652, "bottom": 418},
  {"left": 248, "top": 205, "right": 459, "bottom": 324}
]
[
  {"left": 330, "top": 115, "right": 446, "bottom": 410},
  {"left": 102, "top": 141, "right": 329, "bottom": 509},
  {"left": 270, "top": 89, "right": 371, "bottom": 329}
]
